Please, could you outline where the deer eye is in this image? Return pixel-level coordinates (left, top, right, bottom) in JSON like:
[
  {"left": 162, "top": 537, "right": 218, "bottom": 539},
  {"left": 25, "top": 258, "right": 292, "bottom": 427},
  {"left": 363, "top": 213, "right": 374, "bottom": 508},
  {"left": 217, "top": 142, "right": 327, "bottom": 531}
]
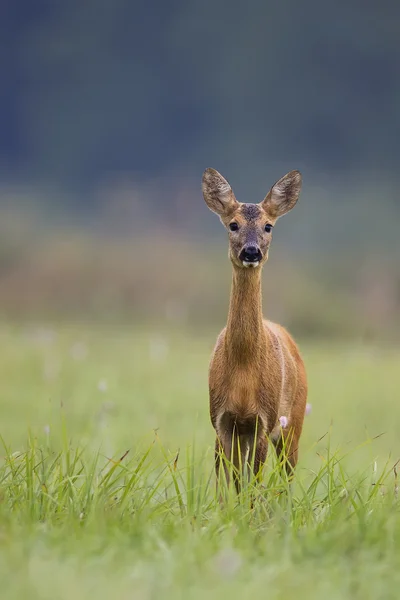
[
  {"left": 265, "top": 224, "right": 273, "bottom": 233},
  {"left": 229, "top": 222, "right": 239, "bottom": 232}
]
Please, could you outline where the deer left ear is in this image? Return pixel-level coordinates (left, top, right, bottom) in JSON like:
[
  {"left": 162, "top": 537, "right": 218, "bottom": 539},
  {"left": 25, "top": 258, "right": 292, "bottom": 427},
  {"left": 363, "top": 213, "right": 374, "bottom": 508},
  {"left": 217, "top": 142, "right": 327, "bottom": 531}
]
[
  {"left": 202, "top": 168, "right": 239, "bottom": 217},
  {"left": 261, "top": 170, "right": 302, "bottom": 218}
]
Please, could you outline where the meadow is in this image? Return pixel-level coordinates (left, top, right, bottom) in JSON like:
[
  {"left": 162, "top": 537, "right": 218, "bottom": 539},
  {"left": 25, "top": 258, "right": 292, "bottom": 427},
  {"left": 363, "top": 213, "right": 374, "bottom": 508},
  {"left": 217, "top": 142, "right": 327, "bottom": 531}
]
[{"left": 0, "top": 322, "right": 399, "bottom": 599}]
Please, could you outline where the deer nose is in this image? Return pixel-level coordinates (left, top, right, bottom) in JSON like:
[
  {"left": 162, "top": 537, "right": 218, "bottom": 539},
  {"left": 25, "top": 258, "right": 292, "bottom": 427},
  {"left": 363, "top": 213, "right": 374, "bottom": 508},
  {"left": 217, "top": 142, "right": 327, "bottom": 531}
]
[{"left": 240, "top": 245, "right": 262, "bottom": 263}]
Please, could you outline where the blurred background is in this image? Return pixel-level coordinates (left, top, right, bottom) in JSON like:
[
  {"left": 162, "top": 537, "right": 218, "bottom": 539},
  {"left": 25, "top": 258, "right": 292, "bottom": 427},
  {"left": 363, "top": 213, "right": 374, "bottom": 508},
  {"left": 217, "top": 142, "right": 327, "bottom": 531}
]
[{"left": 0, "top": 0, "right": 399, "bottom": 339}]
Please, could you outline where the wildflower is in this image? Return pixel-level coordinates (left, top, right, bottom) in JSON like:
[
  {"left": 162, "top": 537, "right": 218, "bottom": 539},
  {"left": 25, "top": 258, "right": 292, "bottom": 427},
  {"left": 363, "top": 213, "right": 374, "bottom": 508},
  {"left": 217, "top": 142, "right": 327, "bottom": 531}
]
[
  {"left": 279, "top": 416, "right": 288, "bottom": 428},
  {"left": 97, "top": 379, "right": 108, "bottom": 393},
  {"left": 149, "top": 335, "right": 169, "bottom": 362},
  {"left": 214, "top": 548, "right": 242, "bottom": 578}
]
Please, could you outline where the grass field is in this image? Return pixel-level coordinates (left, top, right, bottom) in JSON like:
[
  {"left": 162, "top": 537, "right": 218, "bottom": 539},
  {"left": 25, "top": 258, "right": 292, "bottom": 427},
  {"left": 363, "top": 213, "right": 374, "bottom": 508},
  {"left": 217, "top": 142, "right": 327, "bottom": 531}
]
[{"left": 0, "top": 322, "right": 399, "bottom": 599}]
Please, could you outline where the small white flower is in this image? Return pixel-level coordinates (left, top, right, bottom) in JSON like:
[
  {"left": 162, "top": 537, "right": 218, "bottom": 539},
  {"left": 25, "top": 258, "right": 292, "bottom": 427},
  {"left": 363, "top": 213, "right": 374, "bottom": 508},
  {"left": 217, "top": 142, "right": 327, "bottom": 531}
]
[
  {"left": 149, "top": 335, "right": 169, "bottom": 362},
  {"left": 214, "top": 548, "right": 242, "bottom": 578},
  {"left": 279, "top": 416, "right": 288, "bottom": 428},
  {"left": 305, "top": 403, "right": 312, "bottom": 415},
  {"left": 97, "top": 379, "right": 108, "bottom": 393},
  {"left": 44, "top": 425, "right": 50, "bottom": 436},
  {"left": 29, "top": 328, "right": 56, "bottom": 347}
]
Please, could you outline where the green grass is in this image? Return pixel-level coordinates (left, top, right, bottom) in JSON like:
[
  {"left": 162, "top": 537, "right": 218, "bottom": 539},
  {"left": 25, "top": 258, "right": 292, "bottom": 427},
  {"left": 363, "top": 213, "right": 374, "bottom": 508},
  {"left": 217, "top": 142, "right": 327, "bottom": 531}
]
[{"left": 0, "top": 323, "right": 399, "bottom": 599}]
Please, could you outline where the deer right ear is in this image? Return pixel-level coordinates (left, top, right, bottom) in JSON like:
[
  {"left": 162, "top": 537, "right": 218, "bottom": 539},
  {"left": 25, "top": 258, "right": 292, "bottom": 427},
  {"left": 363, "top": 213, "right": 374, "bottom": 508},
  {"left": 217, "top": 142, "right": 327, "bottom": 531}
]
[
  {"left": 202, "top": 168, "right": 239, "bottom": 217},
  {"left": 261, "top": 170, "right": 302, "bottom": 218}
]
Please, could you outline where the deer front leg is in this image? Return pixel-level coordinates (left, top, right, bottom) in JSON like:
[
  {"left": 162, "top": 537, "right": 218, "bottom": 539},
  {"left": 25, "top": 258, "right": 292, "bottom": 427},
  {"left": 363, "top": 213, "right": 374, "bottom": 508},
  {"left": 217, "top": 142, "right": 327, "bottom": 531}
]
[
  {"left": 273, "top": 427, "right": 299, "bottom": 479},
  {"left": 252, "top": 435, "right": 268, "bottom": 483},
  {"left": 214, "top": 434, "right": 233, "bottom": 501}
]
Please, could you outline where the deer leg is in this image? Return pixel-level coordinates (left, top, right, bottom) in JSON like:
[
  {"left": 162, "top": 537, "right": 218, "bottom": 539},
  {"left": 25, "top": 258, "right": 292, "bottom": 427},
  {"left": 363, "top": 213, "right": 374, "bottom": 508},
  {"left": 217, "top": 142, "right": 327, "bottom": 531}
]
[
  {"left": 273, "top": 427, "right": 299, "bottom": 478},
  {"left": 215, "top": 435, "right": 232, "bottom": 494},
  {"left": 215, "top": 430, "right": 249, "bottom": 495},
  {"left": 243, "top": 435, "right": 268, "bottom": 509},
  {"left": 231, "top": 431, "right": 252, "bottom": 494},
  {"left": 252, "top": 435, "right": 268, "bottom": 483},
  {"left": 216, "top": 413, "right": 268, "bottom": 494}
]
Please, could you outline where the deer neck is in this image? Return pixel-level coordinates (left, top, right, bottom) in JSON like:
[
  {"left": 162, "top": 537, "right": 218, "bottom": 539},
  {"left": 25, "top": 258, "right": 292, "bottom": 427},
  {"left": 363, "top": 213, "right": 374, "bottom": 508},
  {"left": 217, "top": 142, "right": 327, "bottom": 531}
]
[{"left": 225, "top": 265, "right": 265, "bottom": 364}]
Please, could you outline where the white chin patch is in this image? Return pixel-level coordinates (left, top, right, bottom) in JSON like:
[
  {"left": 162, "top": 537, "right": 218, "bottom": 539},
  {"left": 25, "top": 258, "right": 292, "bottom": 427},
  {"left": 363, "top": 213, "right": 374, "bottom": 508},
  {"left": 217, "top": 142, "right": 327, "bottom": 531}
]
[{"left": 243, "top": 261, "right": 259, "bottom": 268}]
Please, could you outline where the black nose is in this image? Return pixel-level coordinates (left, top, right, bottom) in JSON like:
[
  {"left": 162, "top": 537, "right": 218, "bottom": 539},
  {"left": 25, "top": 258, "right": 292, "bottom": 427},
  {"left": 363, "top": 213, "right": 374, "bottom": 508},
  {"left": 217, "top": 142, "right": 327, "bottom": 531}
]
[{"left": 240, "top": 245, "right": 262, "bottom": 263}]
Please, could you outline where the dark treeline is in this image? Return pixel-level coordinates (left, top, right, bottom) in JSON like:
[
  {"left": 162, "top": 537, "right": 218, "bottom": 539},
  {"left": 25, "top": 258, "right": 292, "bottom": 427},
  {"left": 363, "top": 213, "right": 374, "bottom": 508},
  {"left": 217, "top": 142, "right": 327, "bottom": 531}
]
[{"left": 0, "top": 0, "right": 399, "bottom": 209}]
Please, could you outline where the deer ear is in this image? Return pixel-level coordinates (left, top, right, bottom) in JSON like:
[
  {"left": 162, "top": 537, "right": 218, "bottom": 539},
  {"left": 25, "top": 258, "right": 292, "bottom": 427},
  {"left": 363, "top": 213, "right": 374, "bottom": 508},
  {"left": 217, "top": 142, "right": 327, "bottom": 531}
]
[
  {"left": 261, "top": 170, "right": 302, "bottom": 218},
  {"left": 202, "top": 168, "right": 239, "bottom": 217}
]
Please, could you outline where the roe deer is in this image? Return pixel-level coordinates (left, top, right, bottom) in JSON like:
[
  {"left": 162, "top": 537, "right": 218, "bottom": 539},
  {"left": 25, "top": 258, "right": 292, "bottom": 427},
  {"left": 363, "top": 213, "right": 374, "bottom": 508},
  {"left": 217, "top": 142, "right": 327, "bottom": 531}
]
[{"left": 202, "top": 168, "right": 307, "bottom": 492}]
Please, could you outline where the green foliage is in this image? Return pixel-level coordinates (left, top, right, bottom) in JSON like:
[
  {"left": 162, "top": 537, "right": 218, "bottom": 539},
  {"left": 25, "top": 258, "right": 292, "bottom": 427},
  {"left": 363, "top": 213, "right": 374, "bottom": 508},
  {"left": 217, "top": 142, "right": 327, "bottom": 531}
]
[
  {"left": 0, "top": 323, "right": 399, "bottom": 598},
  {"left": 0, "top": 227, "right": 398, "bottom": 337},
  {"left": 0, "top": 430, "right": 399, "bottom": 599}
]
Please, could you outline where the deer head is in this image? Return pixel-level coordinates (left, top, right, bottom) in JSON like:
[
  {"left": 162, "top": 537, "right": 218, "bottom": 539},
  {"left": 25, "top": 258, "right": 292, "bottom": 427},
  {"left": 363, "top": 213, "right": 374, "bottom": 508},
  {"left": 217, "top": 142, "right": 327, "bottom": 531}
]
[{"left": 202, "top": 168, "right": 302, "bottom": 268}]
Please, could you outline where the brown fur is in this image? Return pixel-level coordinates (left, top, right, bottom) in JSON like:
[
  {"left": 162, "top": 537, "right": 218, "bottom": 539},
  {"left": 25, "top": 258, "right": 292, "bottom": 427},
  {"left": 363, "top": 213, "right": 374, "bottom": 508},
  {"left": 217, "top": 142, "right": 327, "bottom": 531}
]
[{"left": 202, "top": 168, "right": 307, "bottom": 492}]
